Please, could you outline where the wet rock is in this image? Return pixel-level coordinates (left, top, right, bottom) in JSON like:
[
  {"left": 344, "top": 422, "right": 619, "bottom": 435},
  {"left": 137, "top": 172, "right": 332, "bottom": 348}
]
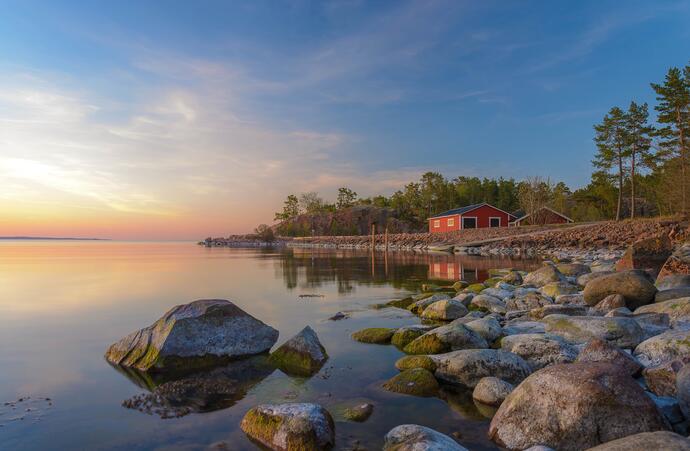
[
  {"left": 395, "top": 355, "right": 436, "bottom": 372},
  {"left": 543, "top": 314, "right": 645, "bottom": 348},
  {"left": 506, "top": 292, "right": 553, "bottom": 311},
  {"left": 432, "top": 349, "right": 531, "bottom": 388},
  {"left": 351, "top": 328, "right": 397, "bottom": 344},
  {"left": 408, "top": 293, "right": 451, "bottom": 315},
  {"left": 585, "top": 431, "right": 690, "bottom": 451},
  {"left": 634, "top": 329, "right": 690, "bottom": 367},
  {"left": 658, "top": 274, "right": 690, "bottom": 290},
  {"left": 575, "top": 338, "right": 642, "bottom": 376},
  {"left": 391, "top": 325, "right": 436, "bottom": 349},
  {"left": 269, "top": 326, "right": 328, "bottom": 376},
  {"left": 452, "top": 280, "right": 469, "bottom": 291},
  {"left": 469, "top": 295, "right": 506, "bottom": 314},
  {"left": 593, "top": 294, "right": 627, "bottom": 313},
  {"left": 540, "top": 282, "right": 579, "bottom": 299},
  {"left": 343, "top": 403, "right": 373, "bottom": 422},
  {"left": 464, "top": 316, "right": 502, "bottom": 344},
  {"left": 635, "top": 298, "right": 690, "bottom": 328},
  {"left": 529, "top": 304, "right": 588, "bottom": 320},
  {"left": 328, "top": 312, "right": 348, "bottom": 321},
  {"left": 403, "top": 323, "right": 487, "bottom": 355},
  {"left": 488, "top": 363, "right": 668, "bottom": 451},
  {"left": 472, "top": 377, "right": 513, "bottom": 407},
  {"left": 105, "top": 299, "right": 279, "bottom": 372},
  {"left": 382, "top": 368, "right": 439, "bottom": 397},
  {"left": 240, "top": 403, "right": 335, "bottom": 451},
  {"left": 524, "top": 265, "right": 565, "bottom": 287},
  {"left": 583, "top": 270, "right": 657, "bottom": 309},
  {"left": 421, "top": 299, "right": 468, "bottom": 321},
  {"left": 500, "top": 333, "right": 578, "bottom": 370},
  {"left": 387, "top": 297, "right": 414, "bottom": 309},
  {"left": 383, "top": 424, "right": 467, "bottom": 451}
]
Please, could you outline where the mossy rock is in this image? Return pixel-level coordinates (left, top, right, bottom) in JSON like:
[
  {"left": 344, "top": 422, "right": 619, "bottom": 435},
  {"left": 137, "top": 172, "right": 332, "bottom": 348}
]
[
  {"left": 391, "top": 327, "right": 428, "bottom": 348},
  {"left": 413, "top": 292, "right": 435, "bottom": 301},
  {"left": 453, "top": 280, "right": 469, "bottom": 291},
  {"left": 395, "top": 355, "right": 437, "bottom": 372},
  {"left": 483, "top": 277, "right": 503, "bottom": 287},
  {"left": 343, "top": 403, "right": 374, "bottom": 422},
  {"left": 387, "top": 297, "right": 414, "bottom": 309},
  {"left": 404, "top": 334, "right": 450, "bottom": 355},
  {"left": 466, "top": 283, "right": 486, "bottom": 294},
  {"left": 351, "top": 328, "right": 396, "bottom": 344},
  {"left": 382, "top": 368, "right": 439, "bottom": 397},
  {"left": 422, "top": 283, "right": 441, "bottom": 292}
]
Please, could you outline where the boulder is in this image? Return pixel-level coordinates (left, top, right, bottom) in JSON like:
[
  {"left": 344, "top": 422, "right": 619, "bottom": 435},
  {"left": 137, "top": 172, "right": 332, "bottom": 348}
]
[
  {"left": 524, "top": 265, "right": 565, "bottom": 287},
  {"left": 502, "top": 271, "right": 523, "bottom": 285},
  {"left": 464, "top": 316, "right": 502, "bottom": 344},
  {"left": 529, "top": 304, "right": 588, "bottom": 320},
  {"left": 593, "top": 294, "right": 627, "bottom": 313},
  {"left": 656, "top": 287, "right": 690, "bottom": 303},
  {"left": 644, "top": 358, "right": 690, "bottom": 397},
  {"left": 488, "top": 363, "right": 668, "bottom": 451},
  {"left": 615, "top": 235, "right": 673, "bottom": 275},
  {"left": 540, "top": 282, "right": 579, "bottom": 298},
  {"left": 555, "top": 293, "right": 585, "bottom": 305},
  {"left": 105, "top": 299, "right": 279, "bottom": 372},
  {"left": 583, "top": 270, "right": 657, "bottom": 309},
  {"left": 452, "top": 292, "right": 474, "bottom": 306},
  {"left": 391, "top": 325, "right": 436, "bottom": 348},
  {"left": 585, "top": 431, "right": 690, "bottom": 451},
  {"left": 351, "top": 327, "right": 397, "bottom": 344},
  {"left": 634, "top": 312, "right": 672, "bottom": 339},
  {"left": 577, "top": 270, "right": 614, "bottom": 288},
  {"left": 269, "top": 326, "right": 328, "bottom": 376},
  {"left": 432, "top": 349, "right": 531, "bottom": 388},
  {"left": 472, "top": 377, "right": 513, "bottom": 407},
  {"left": 481, "top": 287, "right": 513, "bottom": 300},
  {"left": 543, "top": 315, "right": 645, "bottom": 348},
  {"left": 382, "top": 368, "right": 439, "bottom": 397},
  {"left": 658, "top": 274, "right": 690, "bottom": 290},
  {"left": 575, "top": 338, "right": 642, "bottom": 376},
  {"left": 421, "top": 299, "right": 468, "bottom": 321},
  {"left": 469, "top": 294, "right": 506, "bottom": 314},
  {"left": 557, "top": 263, "right": 591, "bottom": 278},
  {"left": 383, "top": 424, "right": 467, "bottom": 451},
  {"left": 507, "top": 292, "right": 554, "bottom": 311},
  {"left": 634, "top": 329, "right": 690, "bottom": 367},
  {"left": 240, "top": 403, "right": 335, "bottom": 451},
  {"left": 404, "top": 323, "right": 487, "bottom": 355},
  {"left": 634, "top": 298, "right": 690, "bottom": 328},
  {"left": 605, "top": 307, "right": 633, "bottom": 317},
  {"left": 395, "top": 355, "right": 436, "bottom": 372},
  {"left": 408, "top": 293, "right": 450, "bottom": 315},
  {"left": 502, "top": 320, "right": 546, "bottom": 336},
  {"left": 500, "top": 333, "right": 578, "bottom": 370}
]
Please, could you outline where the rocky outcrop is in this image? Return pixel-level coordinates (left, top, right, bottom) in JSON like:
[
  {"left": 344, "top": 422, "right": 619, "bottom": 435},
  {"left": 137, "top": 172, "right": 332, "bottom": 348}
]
[
  {"left": 488, "top": 363, "right": 668, "bottom": 450},
  {"left": 383, "top": 424, "right": 467, "bottom": 450},
  {"left": 432, "top": 349, "right": 531, "bottom": 388},
  {"left": 105, "top": 299, "right": 279, "bottom": 372},
  {"left": 240, "top": 403, "right": 335, "bottom": 451},
  {"left": 269, "top": 326, "right": 328, "bottom": 376},
  {"left": 583, "top": 270, "right": 657, "bottom": 309}
]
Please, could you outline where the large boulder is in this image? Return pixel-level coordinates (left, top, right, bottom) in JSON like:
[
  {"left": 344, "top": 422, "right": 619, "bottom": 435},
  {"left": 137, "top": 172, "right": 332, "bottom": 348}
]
[
  {"left": 577, "top": 270, "right": 614, "bottom": 288},
  {"left": 615, "top": 235, "right": 673, "bottom": 276},
  {"left": 432, "top": 349, "right": 531, "bottom": 388},
  {"left": 634, "top": 298, "right": 690, "bottom": 328},
  {"left": 592, "top": 294, "right": 627, "bottom": 314},
  {"left": 105, "top": 299, "right": 279, "bottom": 372},
  {"left": 240, "top": 403, "right": 335, "bottom": 450},
  {"left": 583, "top": 270, "right": 657, "bottom": 309},
  {"left": 269, "top": 326, "right": 328, "bottom": 376},
  {"left": 404, "top": 323, "right": 487, "bottom": 355},
  {"left": 543, "top": 315, "right": 645, "bottom": 348},
  {"left": 575, "top": 338, "right": 642, "bottom": 376},
  {"left": 383, "top": 424, "right": 467, "bottom": 451},
  {"left": 421, "top": 299, "right": 468, "bottom": 321},
  {"left": 524, "top": 265, "right": 565, "bottom": 287},
  {"left": 488, "top": 363, "right": 668, "bottom": 451},
  {"left": 585, "top": 431, "right": 690, "bottom": 450},
  {"left": 634, "top": 329, "right": 690, "bottom": 367},
  {"left": 472, "top": 377, "right": 513, "bottom": 407},
  {"left": 500, "top": 333, "right": 578, "bottom": 370},
  {"left": 469, "top": 294, "right": 506, "bottom": 314}
]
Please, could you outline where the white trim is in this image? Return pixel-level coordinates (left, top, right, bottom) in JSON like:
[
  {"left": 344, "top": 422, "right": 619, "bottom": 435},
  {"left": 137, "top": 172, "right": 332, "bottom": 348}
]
[
  {"left": 433, "top": 219, "right": 441, "bottom": 228},
  {"left": 489, "top": 216, "right": 502, "bottom": 227},
  {"left": 427, "top": 213, "right": 460, "bottom": 220},
  {"left": 447, "top": 217, "right": 455, "bottom": 227},
  {"left": 461, "top": 216, "right": 478, "bottom": 229},
  {"left": 513, "top": 206, "right": 573, "bottom": 224}
]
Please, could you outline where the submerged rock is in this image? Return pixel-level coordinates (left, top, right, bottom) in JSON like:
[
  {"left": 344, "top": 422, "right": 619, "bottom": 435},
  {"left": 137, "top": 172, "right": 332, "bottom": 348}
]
[
  {"left": 351, "top": 327, "right": 396, "bottom": 344},
  {"left": 105, "top": 299, "right": 279, "bottom": 372},
  {"left": 433, "top": 349, "right": 531, "bottom": 388},
  {"left": 241, "top": 403, "right": 335, "bottom": 451},
  {"left": 383, "top": 424, "right": 467, "bottom": 450},
  {"left": 585, "top": 431, "right": 690, "bottom": 450},
  {"left": 488, "top": 363, "right": 668, "bottom": 451},
  {"left": 382, "top": 368, "right": 439, "bottom": 397},
  {"left": 269, "top": 326, "right": 328, "bottom": 376},
  {"left": 395, "top": 355, "right": 437, "bottom": 372},
  {"left": 343, "top": 403, "right": 374, "bottom": 422},
  {"left": 472, "top": 377, "right": 513, "bottom": 407}
]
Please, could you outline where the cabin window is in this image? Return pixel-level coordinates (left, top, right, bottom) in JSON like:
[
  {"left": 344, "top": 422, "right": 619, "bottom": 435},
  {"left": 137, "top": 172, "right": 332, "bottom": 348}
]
[
  {"left": 447, "top": 218, "right": 454, "bottom": 227},
  {"left": 490, "top": 217, "right": 501, "bottom": 228},
  {"left": 433, "top": 220, "right": 440, "bottom": 228},
  {"left": 462, "top": 217, "right": 476, "bottom": 229}
]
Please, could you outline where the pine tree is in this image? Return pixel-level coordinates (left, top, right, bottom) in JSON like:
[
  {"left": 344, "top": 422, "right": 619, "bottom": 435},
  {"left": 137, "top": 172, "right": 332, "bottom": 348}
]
[
  {"left": 651, "top": 66, "right": 690, "bottom": 213},
  {"left": 624, "top": 101, "right": 654, "bottom": 219},
  {"left": 593, "top": 107, "right": 628, "bottom": 221}
]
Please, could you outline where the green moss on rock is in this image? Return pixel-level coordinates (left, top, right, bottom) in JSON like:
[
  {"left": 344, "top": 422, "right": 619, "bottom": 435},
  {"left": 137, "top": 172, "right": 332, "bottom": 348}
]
[
  {"left": 391, "top": 328, "right": 427, "bottom": 348},
  {"left": 466, "top": 283, "right": 486, "bottom": 294},
  {"left": 387, "top": 297, "right": 414, "bottom": 309},
  {"left": 404, "top": 334, "right": 450, "bottom": 355},
  {"left": 395, "top": 355, "right": 437, "bottom": 372},
  {"left": 382, "top": 368, "right": 439, "bottom": 397},
  {"left": 351, "top": 328, "right": 396, "bottom": 344}
]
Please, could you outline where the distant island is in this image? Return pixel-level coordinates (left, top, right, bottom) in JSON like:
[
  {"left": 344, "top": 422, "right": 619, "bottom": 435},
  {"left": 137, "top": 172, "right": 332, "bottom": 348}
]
[{"left": 0, "top": 236, "right": 110, "bottom": 241}]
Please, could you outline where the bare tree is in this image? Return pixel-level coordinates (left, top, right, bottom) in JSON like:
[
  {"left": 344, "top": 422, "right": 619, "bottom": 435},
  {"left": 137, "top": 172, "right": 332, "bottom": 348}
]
[{"left": 518, "top": 176, "right": 554, "bottom": 225}]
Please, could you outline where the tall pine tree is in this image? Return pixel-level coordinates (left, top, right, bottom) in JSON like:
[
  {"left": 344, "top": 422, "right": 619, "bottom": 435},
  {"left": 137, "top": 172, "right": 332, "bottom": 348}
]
[
  {"left": 593, "top": 107, "right": 628, "bottom": 221},
  {"left": 624, "top": 101, "right": 654, "bottom": 219}
]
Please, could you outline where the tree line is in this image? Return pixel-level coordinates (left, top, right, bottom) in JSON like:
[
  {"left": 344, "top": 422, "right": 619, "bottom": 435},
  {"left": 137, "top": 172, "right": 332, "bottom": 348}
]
[{"left": 268, "top": 61, "right": 690, "bottom": 235}]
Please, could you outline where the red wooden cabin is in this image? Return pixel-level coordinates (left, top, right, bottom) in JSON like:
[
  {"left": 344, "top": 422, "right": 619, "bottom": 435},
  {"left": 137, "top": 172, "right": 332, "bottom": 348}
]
[{"left": 428, "top": 203, "right": 515, "bottom": 233}]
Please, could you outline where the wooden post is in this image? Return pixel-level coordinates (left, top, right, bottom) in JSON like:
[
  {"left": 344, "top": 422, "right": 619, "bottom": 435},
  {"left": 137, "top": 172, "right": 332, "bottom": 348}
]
[
  {"left": 371, "top": 223, "right": 376, "bottom": 250},
  {"left": 384, "top": 226, "right": 389, "bottom": 251}
]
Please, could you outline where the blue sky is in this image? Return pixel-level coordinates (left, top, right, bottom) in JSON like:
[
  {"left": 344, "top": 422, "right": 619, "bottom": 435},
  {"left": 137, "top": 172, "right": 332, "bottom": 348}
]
[{"left": 1, "top": 0, "right": 689, "bottom": 238}]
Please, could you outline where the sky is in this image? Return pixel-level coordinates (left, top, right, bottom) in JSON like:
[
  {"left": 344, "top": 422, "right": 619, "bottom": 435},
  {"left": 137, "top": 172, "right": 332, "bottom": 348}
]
[{"left": 1, "top": 0, "right": 690, "bottom": 239}]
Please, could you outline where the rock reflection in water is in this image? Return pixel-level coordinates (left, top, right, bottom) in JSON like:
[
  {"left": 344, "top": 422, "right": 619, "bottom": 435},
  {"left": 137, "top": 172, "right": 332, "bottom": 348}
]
[{"left": 111, "top": 355, "right": 275, "bottom": 418}]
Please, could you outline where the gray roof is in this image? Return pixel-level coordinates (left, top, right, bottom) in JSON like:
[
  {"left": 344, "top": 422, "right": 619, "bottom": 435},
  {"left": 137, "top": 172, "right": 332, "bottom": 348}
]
[{"left": 429, "top": 203, "right": 486, "bottom": 218}]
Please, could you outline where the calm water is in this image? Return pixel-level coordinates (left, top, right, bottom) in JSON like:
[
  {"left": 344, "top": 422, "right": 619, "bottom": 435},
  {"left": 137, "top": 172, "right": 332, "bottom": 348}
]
[{"left": 0, "top": 241, "right": 538, "bottom": 451}]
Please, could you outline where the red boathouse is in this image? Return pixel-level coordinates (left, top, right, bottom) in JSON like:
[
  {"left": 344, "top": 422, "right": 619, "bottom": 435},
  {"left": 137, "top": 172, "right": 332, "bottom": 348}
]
[{"left": 428, "top": 203, "right": 516, "bottom": 233}]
